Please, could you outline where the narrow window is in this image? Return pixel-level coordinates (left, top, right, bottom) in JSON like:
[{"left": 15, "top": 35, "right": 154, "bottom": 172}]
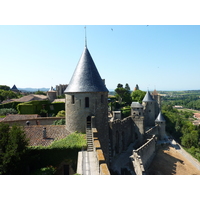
[
  {"left": 71, "top": 95, "right": 75, "bottom": 104},
  {"left": 85, "top": 97, "right": 89, "bottom": 107},
  {"left": 101, "top": 95, "right": 104, "bottom": 103}
]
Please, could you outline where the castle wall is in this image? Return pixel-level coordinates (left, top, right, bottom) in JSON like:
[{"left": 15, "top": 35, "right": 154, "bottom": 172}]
[
  {"left": 109, "top": 115, "right": 145, "bottom": 159},
  {"left": 109, "top": 117, "right": 133, "bottom": 157},
  {"left": 131, "top": 135, "right": 156, "bottom": 175}
]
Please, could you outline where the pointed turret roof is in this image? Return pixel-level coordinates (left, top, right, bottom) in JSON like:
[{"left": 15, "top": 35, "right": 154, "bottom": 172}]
[
  {"left": 155, "top": 112, "right": 166, "bottom": 122},
  {"left": 64, "top": 47, "right": 108, "bottom": 93},
  {"left": 11, "top": 84, "right": 19, "bottom": 92},
  {"left": 11, "top": 84, "right": 18, "bottom": 90},
  {"left": 142, "top": 91, "right": 154, "bottom": 102},
  {"left": 152, "top": 89, "right": 158, "bottom": 96}
]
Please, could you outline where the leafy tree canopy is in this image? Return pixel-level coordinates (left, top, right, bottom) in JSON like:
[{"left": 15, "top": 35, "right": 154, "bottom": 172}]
[
  {"left": 0, "top": 85, "right": 10, "bottom": 91},
  {"left": 0, "top": 90, "right": 18, "bottom": 102},
  {"left": 131, "top": 90, "right": 146, "bottom": 104},
  {"left": 0, "top": 123, "right": 29, "bottom": 174},
  {"left": 115, "top": 83, "right": 132, "bottom": 105}
]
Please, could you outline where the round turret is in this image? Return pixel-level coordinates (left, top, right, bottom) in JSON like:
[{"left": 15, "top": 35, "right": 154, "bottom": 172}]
[{"left": 47, "top": 86, "right": 57, "bottom": 102}]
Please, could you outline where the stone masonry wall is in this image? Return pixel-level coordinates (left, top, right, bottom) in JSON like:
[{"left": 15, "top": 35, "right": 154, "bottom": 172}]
[
  {"left": 131, "top": 135, "right": 156, "bottom": 175},
  {"left": 109, "top": 117, "right": 134, "bottom": 157}
]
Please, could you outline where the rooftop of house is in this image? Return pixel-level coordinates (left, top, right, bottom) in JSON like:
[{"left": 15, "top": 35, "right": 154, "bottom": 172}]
[
  {"left": 2, "top": 114, "right": 39, "bottom": 122},
  {"left": 1, "top": 94, "right": 48, "bottom": 104},
  {"left": 52, "top": 99, "right": 65, "bottom": 103},
  {"left": 64, "top": 47, "right": 108, "bottom": 93},
  {"left": 194, "top": 113, "right": 200, "bottom": 119},
  {"left": 24, "top": 125, "right": 70, "bottom": 146},
  {"left": 131, "top": 102, "right": 143, "bottom": 108}
]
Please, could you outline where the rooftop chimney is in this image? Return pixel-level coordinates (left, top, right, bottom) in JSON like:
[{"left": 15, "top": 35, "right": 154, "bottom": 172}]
[{"left": 43, "top": 127, "right": 47, "bottom": 139}]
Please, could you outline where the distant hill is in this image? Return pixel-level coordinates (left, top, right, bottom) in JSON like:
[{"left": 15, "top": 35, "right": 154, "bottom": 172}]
[{"left": 18, "top": 88, "right": 50, "bottom": 92}]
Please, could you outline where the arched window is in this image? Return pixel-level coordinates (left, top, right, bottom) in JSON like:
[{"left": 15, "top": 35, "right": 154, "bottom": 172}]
[{"left": 85, "top": 97, "right": 89, "bottom": 108}]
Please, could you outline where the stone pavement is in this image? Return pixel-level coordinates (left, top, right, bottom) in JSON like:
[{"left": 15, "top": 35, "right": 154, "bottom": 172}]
[{"left": 77, "top": 151, "right": 100, "bottom": 175}]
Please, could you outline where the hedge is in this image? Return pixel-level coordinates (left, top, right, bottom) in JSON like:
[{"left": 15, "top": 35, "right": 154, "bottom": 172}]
[
  {"left": 16, "top": 100, "right": 65, "bottom": 115},
  {"left": 27, "top": 132, "right": 86, "bottom": 174},
  {"left": 0, "top": 102, "right": 22, "bottom": 110},
  {"left": 17, "top": 100, "right": 51, "bottom": 114}
]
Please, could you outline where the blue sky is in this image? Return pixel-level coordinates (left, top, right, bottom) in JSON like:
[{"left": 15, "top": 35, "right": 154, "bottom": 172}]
[{"left": 1, "top": 25, "right": 200, "bottom": 91}]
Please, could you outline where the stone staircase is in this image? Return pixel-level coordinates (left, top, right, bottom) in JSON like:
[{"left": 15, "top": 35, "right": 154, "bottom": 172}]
[{"left": 86, "top": 128, "right": 94, "bottom": 152}]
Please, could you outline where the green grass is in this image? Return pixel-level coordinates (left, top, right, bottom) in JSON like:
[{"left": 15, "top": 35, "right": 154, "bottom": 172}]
[
  {"left": 50, "top": 132, "right": 87, "bottom": 149},
  {"left": 0, "top": 116, "right": 5, "bottom": 118}
]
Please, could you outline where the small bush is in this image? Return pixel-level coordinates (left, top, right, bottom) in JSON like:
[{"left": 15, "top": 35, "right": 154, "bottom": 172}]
[
  {"left": 32, "top": 166, "right": 56, "bottom": 175},
  {"left": 0, "top": 108, "right": 17, "bottom": 115},
  {"left": 52, "top": 119, "right": 65, "bottom": 125},
  {"left": 56, "top": 110, "right": 65, "bottom": 117}
]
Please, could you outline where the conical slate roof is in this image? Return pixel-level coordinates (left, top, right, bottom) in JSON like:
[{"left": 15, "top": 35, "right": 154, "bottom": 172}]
[
  {"left": 142, "top": 91, "right": 154, "bottom": 102},
  {"left": 11, "top": 84, "right": 18, "bottom": 90},
  {"left": 155, "top": 112, "right": 166, "bottom": 122},
  {"left": 65, "top": 47, "right": 108, "bottom": 93}
]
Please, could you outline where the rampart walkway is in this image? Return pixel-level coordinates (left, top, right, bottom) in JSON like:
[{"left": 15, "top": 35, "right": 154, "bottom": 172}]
[{"left": 77, "top": 151, "right": 99, "bottom": 175}]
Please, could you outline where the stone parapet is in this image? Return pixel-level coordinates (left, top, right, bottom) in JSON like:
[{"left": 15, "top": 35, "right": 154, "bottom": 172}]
[{"left": 131, "top": 135, "right": 156, "bottom": 175}]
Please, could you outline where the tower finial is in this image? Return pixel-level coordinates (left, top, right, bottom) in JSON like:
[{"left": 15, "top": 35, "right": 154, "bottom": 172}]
[{"left": 84, "top": 26, "right": 87, "bottom": 47}]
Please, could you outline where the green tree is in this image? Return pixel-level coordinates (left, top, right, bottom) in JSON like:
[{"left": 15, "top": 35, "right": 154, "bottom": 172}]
[
  {"left": 0, "top": 123, "right": 29, "bottom": 174},
  {"left": 131, "top": 90, "right": 146, "bottom": 104},
  {"left": 0, "top": 90, "right": 18, "bottom": 102},
  {"left": 181, "top": 130, "right": 199, "bottom": 148},
  {"left": 34, "top": 90, "right": 47, "bottom": 95},
  {"left": 0, "top": 85, "right": 10, "bottom": 91},
  {"left": 125, "top": 83, "right": 130, "bottom": 91},
  {"left": 115, "top": 87, "right": 131, "bottom": 105}
]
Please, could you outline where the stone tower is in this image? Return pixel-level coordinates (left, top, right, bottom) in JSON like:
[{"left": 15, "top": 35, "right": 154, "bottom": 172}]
[
  {"left": 142, "top": 91, "right": 156, "bottom": 128},
  {"left": 64, "top": 46, "right": 109, "bottom": 162},
  {"left": 152, "top": 89, "right": 161, "bottom": 118},
  {"left": 155, "top": 112, "right": 166, "bottom": 140},
  {"left": 47, "top": 86, "right": 57, "bottom": 102}
]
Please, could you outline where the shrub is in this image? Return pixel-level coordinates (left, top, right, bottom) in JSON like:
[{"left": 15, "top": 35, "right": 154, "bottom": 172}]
[
  {"left": 121, "top": 106, "right": 131, "bottom": 118},
  {"left": 0, "top": 108, "right": 17, "bottom": 115},
  {"left": 32, "top": 166, "right": 56, "bottom": 175},
  {"left": 56, "top": 110, "right": 65, "bottom": 117},
  {"left": 52, "top": 119, "right": 65, "bottom": 125}
]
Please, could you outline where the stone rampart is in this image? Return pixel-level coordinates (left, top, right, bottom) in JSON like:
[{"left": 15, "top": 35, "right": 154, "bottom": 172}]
[
  {"left": 109, "top": 116, "right": 135, "bottom": 156},
  {"left": 145, "top": 125, "right": 158, "bottom": 137},
  {"left": 93, "top": 128, "right": 110, "bottom": 175},
  {"left": 131, "top": 135, "right": 156, "bottom": 175}
]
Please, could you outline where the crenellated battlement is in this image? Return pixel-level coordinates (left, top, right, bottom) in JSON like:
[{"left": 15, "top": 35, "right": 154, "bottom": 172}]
[{"left": 130, "top": 135, "right": 156, "bottom": 175}]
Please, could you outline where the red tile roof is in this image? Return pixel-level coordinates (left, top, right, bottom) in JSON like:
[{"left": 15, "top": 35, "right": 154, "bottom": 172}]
[
  {"left": 24, "top": 125, "right": 70, "bottom": 146},
  {"left": 194, "top": 113, "right": 200, "bottom": 119}
]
